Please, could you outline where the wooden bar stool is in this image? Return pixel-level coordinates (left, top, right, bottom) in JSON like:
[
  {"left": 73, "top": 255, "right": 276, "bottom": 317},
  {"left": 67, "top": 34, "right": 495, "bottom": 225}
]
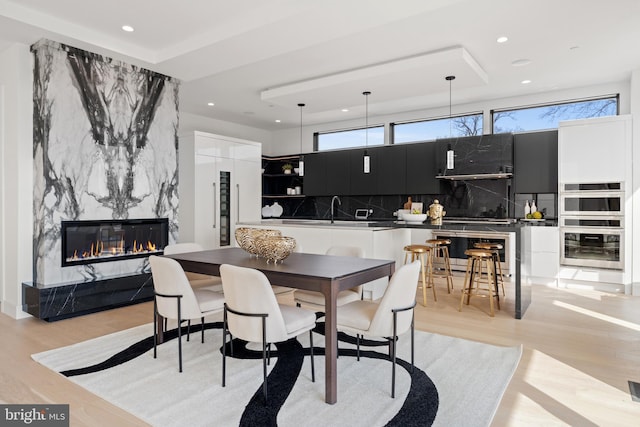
[
  {"left": 459, "top": 248, "right": 500, "bottom": 317},
  {"left": 403, "top": 245, "right": 435, "bottom": 305},
  {"left": 474, "top": 242, "right": 505, "bottom": 297},
  {"left": 425, "top": 238, "right": 454, "bottom": 293}
]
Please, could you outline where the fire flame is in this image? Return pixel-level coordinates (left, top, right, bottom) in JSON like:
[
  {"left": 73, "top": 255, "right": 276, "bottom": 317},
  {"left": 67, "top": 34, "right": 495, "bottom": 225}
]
[{"left": 66, "top": 238, "right": 161, "bottom": 262}]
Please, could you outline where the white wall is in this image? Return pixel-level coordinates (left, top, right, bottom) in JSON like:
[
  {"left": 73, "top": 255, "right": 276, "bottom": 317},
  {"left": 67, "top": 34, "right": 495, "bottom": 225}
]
[
  {"left": 0, "top": 83, "right": 3, "bottom": 310},
  {"left": 180, "top": 112, "right": 272, "bottom": 146},
  {"left": 267, "top": 81, "right": 630, "bottom": 156},
  {"left": 630, "top": 68, "right": 640, "bottom": 295},
  {"left": 0, "top": 43, "right": 33, "bottom": 318}
]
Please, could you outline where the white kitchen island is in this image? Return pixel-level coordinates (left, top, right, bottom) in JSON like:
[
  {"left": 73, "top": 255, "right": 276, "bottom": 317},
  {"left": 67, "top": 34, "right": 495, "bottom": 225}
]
[{"left": 237, "top": 220, "right": 410, "bottom": 300}]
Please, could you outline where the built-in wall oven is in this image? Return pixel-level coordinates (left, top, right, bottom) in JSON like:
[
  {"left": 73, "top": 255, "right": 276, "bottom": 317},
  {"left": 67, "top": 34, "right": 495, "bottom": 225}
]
[
  {"left": 560, "top": 182, "right": 623, "bottom": 216},
  {"left": 433, "top": 231, "right": 515, "bottom": 276},
  {"left": 559, "top": 183, "right": 624, "bottom": 270}
]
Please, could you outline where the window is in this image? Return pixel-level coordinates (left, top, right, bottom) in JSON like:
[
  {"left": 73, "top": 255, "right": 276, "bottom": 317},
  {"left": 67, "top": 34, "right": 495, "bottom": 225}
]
[
  {"left": 492, "top": 96, "right": 618, "bottom": 133},
  {"left": 315, "top": 126, "right": 384, "bottom": 151},
  {"left": 392, "top": 113, "right": 483, "bottom": 144}
]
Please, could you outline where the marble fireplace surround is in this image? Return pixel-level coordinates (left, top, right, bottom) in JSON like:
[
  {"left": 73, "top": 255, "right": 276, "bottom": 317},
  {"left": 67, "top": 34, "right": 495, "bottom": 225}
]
[{"left": 24, "top": 40, "right": 179, "bottom": 321}]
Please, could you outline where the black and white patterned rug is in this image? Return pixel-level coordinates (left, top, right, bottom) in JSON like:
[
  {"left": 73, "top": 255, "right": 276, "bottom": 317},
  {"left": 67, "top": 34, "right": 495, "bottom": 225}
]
[{"left": 32, "top": 320, "right": 521, "bottom": 426}]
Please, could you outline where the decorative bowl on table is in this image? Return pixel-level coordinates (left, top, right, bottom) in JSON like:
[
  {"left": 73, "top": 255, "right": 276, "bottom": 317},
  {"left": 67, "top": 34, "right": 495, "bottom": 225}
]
[
  {"left": 403, "top": 213, "right": 427, "bottom": 224},
  {"left": 235, "top": 228, "right": 282, "bottom": 257},
  {"left": 255, "top": 235, "right": 297, "bottom": 263}
]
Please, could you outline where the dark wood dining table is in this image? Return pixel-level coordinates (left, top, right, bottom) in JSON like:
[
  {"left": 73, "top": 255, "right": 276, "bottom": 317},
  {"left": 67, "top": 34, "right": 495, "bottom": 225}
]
[{"left": 163, "top": 247, "right": 395, "bottom": 404}]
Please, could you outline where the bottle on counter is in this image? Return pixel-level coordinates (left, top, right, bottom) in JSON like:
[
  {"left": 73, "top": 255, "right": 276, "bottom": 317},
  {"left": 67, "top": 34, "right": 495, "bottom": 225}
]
[
  {"left": 524, "top": 200, "right": 531, "bottom": 217},
  {"left": 531, "top": 200, "right": 537, "bottom": 213},
  {"left": 403, "top": 196, "right": 413, "bottom": 210}
]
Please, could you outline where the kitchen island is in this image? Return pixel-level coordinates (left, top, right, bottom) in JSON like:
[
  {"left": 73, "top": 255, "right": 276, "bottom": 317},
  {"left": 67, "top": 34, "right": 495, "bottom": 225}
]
[{"left": 240, "top": 219, "right": 557, "bottom": 318}]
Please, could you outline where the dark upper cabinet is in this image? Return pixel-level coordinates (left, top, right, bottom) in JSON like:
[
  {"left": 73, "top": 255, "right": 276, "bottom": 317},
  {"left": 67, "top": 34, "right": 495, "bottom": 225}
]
[
  {"left": 435, "top": 133, "right": 514, "bottom": 176},
  {"left": 376, "top": 145, "right": 406, "bottom": 195},
  {"left": 302, "top": 153, "right": 327, "bottom": 196},
  {"left": 405, "top": 142, "right": 440, "bottom": 194},
  {"left": 324, "top": 150, "right": 351, "bottom": 195},
  {"left": 349, "top": 146, "right": 406, "bottom": 195},
  {"left": 513, "top": 130, "right": 558, "bottom": 194},
  {"left": 349, "top": 148, "right": 379, "bottom": 195},
  {"left": 296, "top": 151, "right": 352, "bottom": 196}
]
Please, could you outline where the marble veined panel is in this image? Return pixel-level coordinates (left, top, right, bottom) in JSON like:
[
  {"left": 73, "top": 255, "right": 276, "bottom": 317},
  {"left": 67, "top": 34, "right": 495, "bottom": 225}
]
[{"left": 32, "top": 40, "right": 179, "bottom": 286}]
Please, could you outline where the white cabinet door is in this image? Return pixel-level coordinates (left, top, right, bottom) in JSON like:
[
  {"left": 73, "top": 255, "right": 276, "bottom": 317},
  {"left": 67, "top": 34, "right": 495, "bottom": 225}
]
[
  {"left": 529, "top": 227, "right": 559, "bottom": 281},
  {"left": 194, "top": 154, "right": 234, "bottom": 249},
  {"left": 559, "top": 116, "right": 632, "bottom": 184},
  {"left": 234, "top": 159, "right": 261, "bottom": 224},
  {"left": 193, "top": 154, "right": 217, "bottom": 249}
]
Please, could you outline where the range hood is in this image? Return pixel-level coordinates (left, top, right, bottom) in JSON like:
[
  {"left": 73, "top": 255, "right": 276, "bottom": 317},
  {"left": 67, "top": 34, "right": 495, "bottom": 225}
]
[
  {"left": 436, "top": 172, "right": 513, "bottom": 180},
  {"left": 435, "top": 133, "right": 514, "bottom": 180}
]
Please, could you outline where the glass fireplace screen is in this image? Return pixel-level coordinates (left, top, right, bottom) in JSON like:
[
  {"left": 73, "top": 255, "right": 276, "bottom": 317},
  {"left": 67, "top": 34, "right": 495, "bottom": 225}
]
[{"left": 61, "top": 218, "right": 169, "bottom": 267}]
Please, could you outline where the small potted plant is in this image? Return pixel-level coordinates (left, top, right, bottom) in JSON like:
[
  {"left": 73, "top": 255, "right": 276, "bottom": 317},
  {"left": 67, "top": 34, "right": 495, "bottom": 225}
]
[{"left": 282, "top": 163, "right": 293, "bottom": 174}]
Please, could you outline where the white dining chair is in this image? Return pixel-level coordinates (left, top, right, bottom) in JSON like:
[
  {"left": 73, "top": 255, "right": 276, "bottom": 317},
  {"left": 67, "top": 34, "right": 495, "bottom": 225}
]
[
  {"left": 293, "top": 246, "right": 366, "bottom": 309},
  {"left": 150, "top": 255, "right": 225, "bottom": 372},
  {"left": 219, "top": 264, "right": 317, "bottom": 404},
  {"left": 163, "top": 243, "right": 222, "bottom": 292},
  {"left": 336, "top": 260, "right": 420, "bottom": 398}
]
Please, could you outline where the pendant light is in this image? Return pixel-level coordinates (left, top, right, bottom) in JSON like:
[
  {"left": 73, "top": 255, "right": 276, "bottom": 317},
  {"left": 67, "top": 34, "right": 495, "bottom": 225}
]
[
  {"left": 363, "top": 91, "right": 371, "bottom": 174},
  {"left": 445, "top": 75, "right": 455, "bottom": 170},
  {"left": 298, "top": 103, "right": 305, "bottom": 177}
]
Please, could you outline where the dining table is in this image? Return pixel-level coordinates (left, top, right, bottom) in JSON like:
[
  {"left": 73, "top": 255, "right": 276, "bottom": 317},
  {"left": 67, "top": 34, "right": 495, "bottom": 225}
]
[{"left": 162, "top": 247, "right": 395, "bottom": 404}]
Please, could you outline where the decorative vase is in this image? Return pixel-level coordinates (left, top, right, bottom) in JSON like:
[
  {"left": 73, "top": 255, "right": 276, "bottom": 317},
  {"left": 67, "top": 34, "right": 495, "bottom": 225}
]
[
  {"left": 530, "top": 200, "right": 537, "bottom": 213},
  {"left": 235, "top": 228, "right": 282, "bottom": 257},
  {"left": 524, "top": 200, "right": 531, "bottom": 217},
  {"left": 255, "top": 236, "right": 297, "bottom": 263}
]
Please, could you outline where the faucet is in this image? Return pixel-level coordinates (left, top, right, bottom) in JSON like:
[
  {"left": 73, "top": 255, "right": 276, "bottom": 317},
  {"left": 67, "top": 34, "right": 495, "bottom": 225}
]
[{"left": 330, "top": 196, "right": 341, "bottom": 224}]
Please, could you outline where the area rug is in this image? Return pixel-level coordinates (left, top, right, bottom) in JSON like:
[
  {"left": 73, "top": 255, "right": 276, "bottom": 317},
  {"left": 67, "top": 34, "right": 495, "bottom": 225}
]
[{"left": 32, "top": 320, "right": 521, "bottom": 427}]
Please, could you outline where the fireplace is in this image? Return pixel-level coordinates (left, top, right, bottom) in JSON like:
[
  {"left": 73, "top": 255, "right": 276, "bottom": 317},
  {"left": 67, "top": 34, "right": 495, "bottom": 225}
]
[{"left": 61, "top": 218, "right": 168, "bottom": 267}]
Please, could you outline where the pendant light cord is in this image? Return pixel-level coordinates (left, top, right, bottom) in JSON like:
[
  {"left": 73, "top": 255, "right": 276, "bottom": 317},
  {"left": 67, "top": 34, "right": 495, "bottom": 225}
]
[
  {"left": 363, "top": 91, "right": 371, "bottom": 147},
  {"left": 298, "top": 103, "right": 305, "bottom": 152},
  {"left": 446, "top": 76, "right": 455, "bottom": 138}
]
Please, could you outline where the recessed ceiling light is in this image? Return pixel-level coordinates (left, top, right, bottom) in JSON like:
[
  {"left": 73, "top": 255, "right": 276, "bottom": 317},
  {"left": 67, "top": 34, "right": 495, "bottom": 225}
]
[
  {"left": 511, "top": 58, "right": 532, "bottom": 67},
  {"left": 122, "top": 25, "right": 134, "bottom": 32},
  {"left": 521, "top": 79, "right": 532, "bottom": 84},
  {"left": 275, "top": 119, "right": 281, "bottom": 123},
  {"left": 341, "top": 109, "right": 349, "bottom": 112},
  {"left": 497, "top": 36, "right": 508, "bottom": 43},
  {"left": 207, "top": 102, "right": 215, "bottom": 106}
]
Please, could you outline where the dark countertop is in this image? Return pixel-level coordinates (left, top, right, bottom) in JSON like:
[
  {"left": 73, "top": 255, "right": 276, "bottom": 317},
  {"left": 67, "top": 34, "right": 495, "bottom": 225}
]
[
  {"left": 257, "top": 218, "right": 558, "bottom": 232},
  {"left": 375, "top": 219, "right": 557, "bottom": 232}
]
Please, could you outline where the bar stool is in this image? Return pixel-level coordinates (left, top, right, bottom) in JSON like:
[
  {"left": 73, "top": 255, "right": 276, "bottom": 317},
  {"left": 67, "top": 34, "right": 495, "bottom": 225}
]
[
  {"left": 459, "top": 248, "right": 500, "bottom": 317},
  {"left": 474, "top": 242, "right": 505, "bottom": 296},
  {"left": 403, "top": 245, "right": 435, "bottom": 305},
  {"left": 425, "top": 238, "right": 454, "bottom": 293}
]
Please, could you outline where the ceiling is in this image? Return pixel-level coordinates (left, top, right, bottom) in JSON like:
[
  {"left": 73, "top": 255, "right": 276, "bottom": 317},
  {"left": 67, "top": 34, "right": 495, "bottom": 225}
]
[{"left": 1, "top": 0, "right": 639, "bottom": 130}]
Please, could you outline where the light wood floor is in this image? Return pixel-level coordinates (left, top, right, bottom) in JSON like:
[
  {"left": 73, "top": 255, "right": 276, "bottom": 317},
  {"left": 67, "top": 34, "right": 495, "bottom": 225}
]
[{"left": 2, "top": 276, "right": 640, "bottom": 426}]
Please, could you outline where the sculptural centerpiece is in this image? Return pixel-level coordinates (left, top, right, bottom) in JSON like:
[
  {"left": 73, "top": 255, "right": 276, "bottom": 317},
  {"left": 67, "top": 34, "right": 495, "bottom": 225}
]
[
  {"left": 428, "top": 199, "right": 446, "bottom": 225},
  {"left": 235, "top": 227, "right": 282, "bottom": 257},
  {"left": 255, "top": 235, "right": 297, "bottom": 263}
]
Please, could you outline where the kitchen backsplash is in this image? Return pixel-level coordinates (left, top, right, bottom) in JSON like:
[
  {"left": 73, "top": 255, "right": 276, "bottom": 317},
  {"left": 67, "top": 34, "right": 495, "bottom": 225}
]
[{"left": 278, "top": 178, "right": 515, "bottom": 220}]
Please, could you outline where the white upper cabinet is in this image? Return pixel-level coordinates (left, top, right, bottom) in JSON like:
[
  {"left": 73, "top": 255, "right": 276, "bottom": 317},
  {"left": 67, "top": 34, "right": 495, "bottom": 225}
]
[{"left": 558, "top": 115, "right": 632, "bottom": 184}]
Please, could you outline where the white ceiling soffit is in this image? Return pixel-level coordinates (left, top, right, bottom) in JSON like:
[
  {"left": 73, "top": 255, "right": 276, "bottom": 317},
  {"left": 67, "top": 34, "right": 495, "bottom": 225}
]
[{"left": 260, "top": 46, "right": 487, "bottom": 114}]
